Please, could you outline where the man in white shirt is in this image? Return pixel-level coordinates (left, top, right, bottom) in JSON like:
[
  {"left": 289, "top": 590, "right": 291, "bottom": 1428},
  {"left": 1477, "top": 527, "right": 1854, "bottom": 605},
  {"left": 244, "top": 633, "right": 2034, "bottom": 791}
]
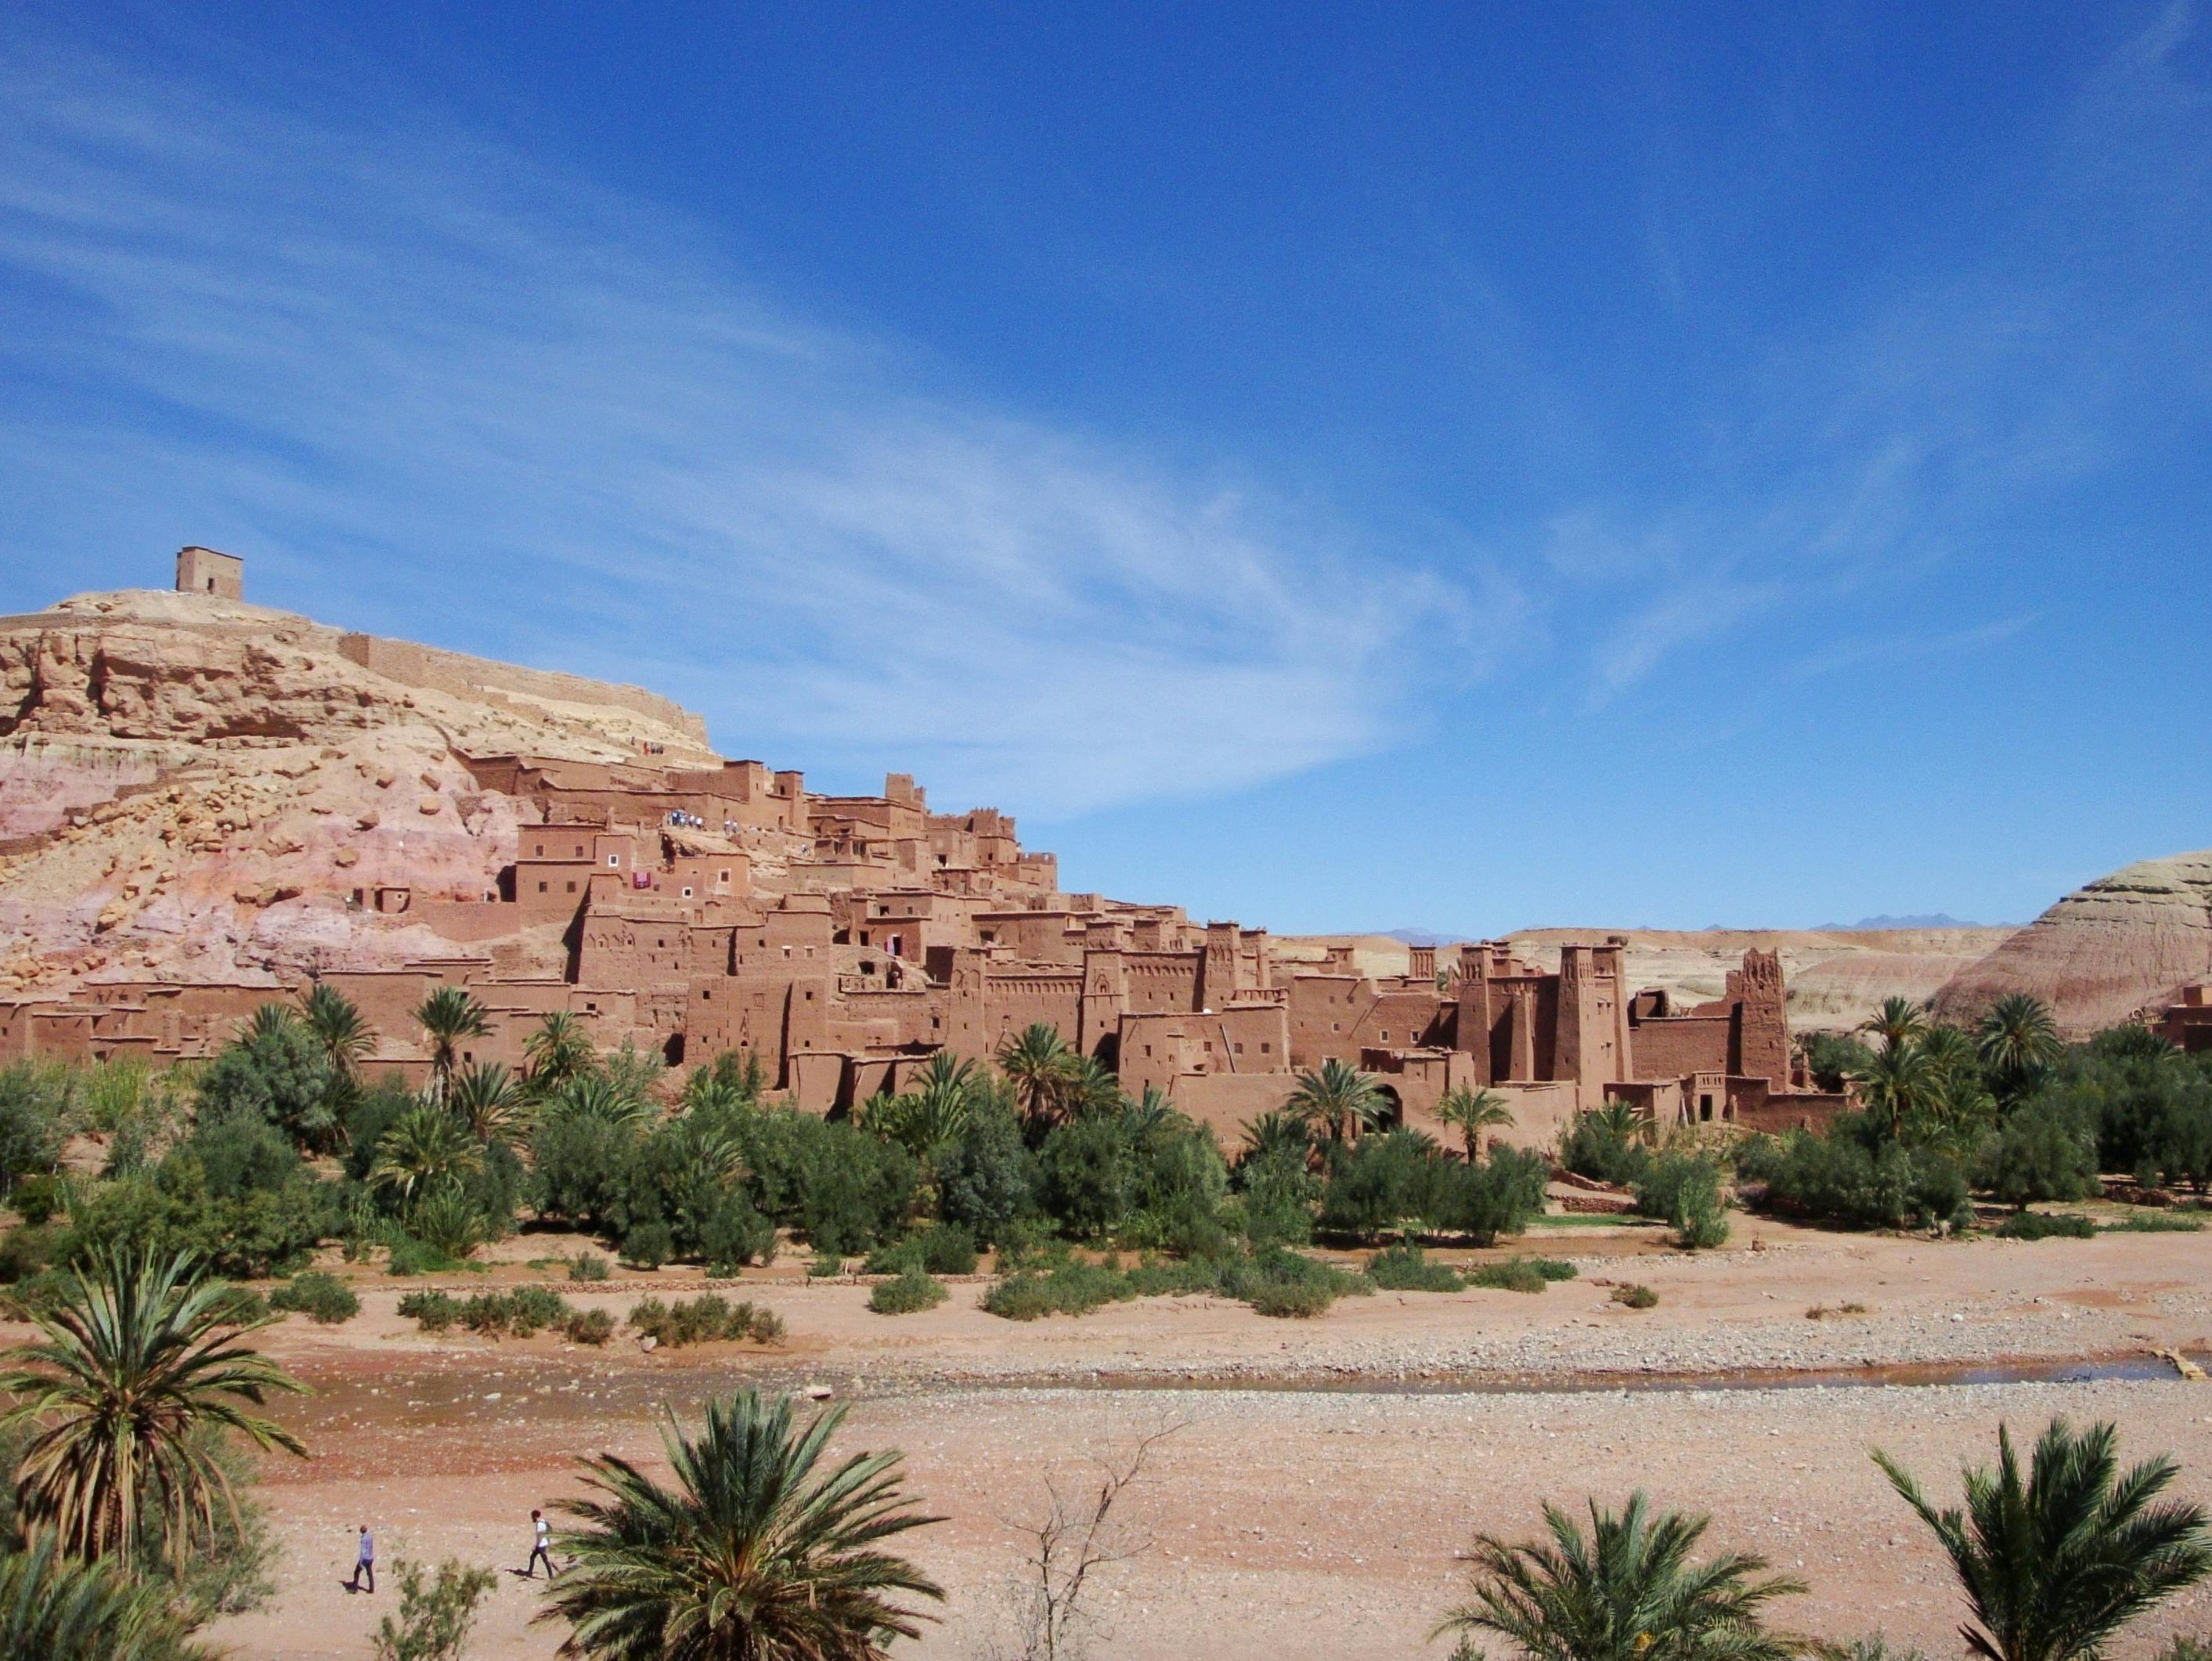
[{"left": 527, "top": 1508, "right": 557, "bottom": 1578}]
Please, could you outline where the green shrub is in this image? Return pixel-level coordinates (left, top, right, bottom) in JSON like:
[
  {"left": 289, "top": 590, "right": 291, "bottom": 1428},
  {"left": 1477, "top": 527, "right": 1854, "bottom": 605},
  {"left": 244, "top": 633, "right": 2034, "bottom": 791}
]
[
  {"left": 409, "top": 1187, "right": 489, "bottom": 1262},
  {"left": 562, "top": 1306, "right": 614, "bottom": 1345},
  {"left": 268, "top": 1269, "right": 359, "bottom": 1323},
  {"left": 1245, "top": 1279, "right": 1336, "bottom": 1318},
  {"left": 1740, "top": 1114, "right": 1970, "bottom": 1231},
  {"left": 1994, "top": 1209, "right": 2097, "bottom": 1240},
  {"left": 796, "top": 1121, "right": 917, "bottom": 1255},
  {"left": 626, "top": 1292, "right": 781, "bottom": 1347},
  {"left": 807, "top": 1255, "right": 845, "bottom": 1277},
  {"left": 196, "top": 1013, "right": 339, "bottom": 1150},
  {"left": 10, "top": 1172, "right": 66, "bottom": 1226},
  {"left": 868, "top": 1268, "right": 948, "bottom": 1315},
  {"left": 529, "top": 1111, "right": 638, "bottom": 1233},
  {"left": 566, "top": 1251, "right": 611, "bottom": 1281},
  {"left": 1980, "top": 1097, "right": 2100, "bottom": 1208},
  {"left": 700, "top": 1190, "right": 777, "bottom": 1273},
  {"left": 1037, "top": 1115, "right": 1139, "bottom": 1240},
  {"left": 1613, "top": 1282, "right": 1658, "bottom": 1309},
  {"left": 980, "top": 1272, "right": 1058, "bottom": 1321},
  {"left": 371, "top": 1553, "right": 496, "bottom": 1661},
  {"left": 1527, "top": 1257, "right": 1578, "bottom": 1280},
  {"left": 1470, "top": 1258, "right": 1548, "bottom": 1294},
  {"left": 933, "top": 1099, "right": 1042, "bottom": 1246},
  {"left": 458, "top": 1292, "right": 513, "bottom": 1335},
  {"left": 1234, "top": 1146, "right": 1320, "bottom": 1247},
  {"left": 1434, "top": 1145, "right": 1550, "bottom": 1244},
  {"left": 864, "top": 1222, "right": 979, "bottom": 1277},
  {"left": 1559, "top": 1108, "right": 1652, "bottom": 1186},
  {"left": 620, "top": 1219, "right": 674, "bottom": 1269},
  {"left": 2104, "top": 1212, "right": 2206, "bottom": 1233},
  {"left": 386, "top": 1235, "right": 462, "bottom": 1276},
  {"left": 1317, "top": 1131, "right": 1446, "bottom": 1241},
  {"left": 0, "top": 1063, "right": 72, "bottom": 1202},
  {"left": 0, "top": 1221, "right": 56, "bottom": 1284},
  {"left": 1365, "top": 1241, "right": 1464, "bottom": 1291},
  {"left": 397, "top": 1288, "right": 459, "bottom": 1333},
  {"left": 506, "top": 1285, "right": 572, "bottom": 1336}
]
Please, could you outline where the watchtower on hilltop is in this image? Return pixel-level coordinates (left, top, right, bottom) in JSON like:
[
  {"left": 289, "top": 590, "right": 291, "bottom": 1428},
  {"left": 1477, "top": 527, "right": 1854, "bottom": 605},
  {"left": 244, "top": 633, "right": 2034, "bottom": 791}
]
[{"left": 175, "top": 546, "right": 243, "bottom": 600}]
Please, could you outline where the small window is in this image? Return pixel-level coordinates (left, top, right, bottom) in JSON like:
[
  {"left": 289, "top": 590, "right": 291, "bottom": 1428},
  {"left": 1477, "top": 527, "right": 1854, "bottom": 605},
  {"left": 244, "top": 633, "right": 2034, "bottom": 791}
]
[
  {"left": 573, "top": 844, "right": 584, "bottom": 857},
  {"left": 565, "top": 880, "right": 577, "bottom": 894},
  {"left": 803, "top": 990, "right": 814, "bottom": 1001},
  {"left": 1234, "top": 1042, "right": 1245, "bottom": 1054},
  {"left": 536, "top": 881, "right": 547, "bottom": 894},
  {"left": 1261, "top": 1042, "right": 1272, "bottom": 1053},
  {"left": 533, "top": 842, "right": 544, "bottom": 856},
  {"left": 608, "top": 854, "right": 620, "bottom": 867},
  {"left": 701, "top": 989, "right": 710, "bottom": 1001},
  {"left": 681, "top": 886, "right": 693, "bottom": 898}
]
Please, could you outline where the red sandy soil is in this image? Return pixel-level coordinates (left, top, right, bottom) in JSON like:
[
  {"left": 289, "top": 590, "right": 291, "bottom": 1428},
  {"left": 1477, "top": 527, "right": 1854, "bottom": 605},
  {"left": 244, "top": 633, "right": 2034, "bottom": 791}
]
[{"left": 147, "top": 1216, "right": 2212, "bottom": 1659}]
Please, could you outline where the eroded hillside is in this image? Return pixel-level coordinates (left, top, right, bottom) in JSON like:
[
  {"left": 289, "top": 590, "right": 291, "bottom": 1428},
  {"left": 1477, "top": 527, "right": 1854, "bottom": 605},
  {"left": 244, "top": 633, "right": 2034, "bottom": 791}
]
[{"left": 0, "top": 588, "right": 719, "bottom": 993}]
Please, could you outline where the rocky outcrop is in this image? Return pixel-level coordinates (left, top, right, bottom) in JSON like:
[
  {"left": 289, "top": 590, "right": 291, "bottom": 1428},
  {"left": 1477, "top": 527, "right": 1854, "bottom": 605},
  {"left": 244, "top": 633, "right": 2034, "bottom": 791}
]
[
  {"left": 0, "top": 589, "right": 719, "bottom": 995},
  {"left": 1932, "top": 850, "right": 2212, "bottom": 1035}
]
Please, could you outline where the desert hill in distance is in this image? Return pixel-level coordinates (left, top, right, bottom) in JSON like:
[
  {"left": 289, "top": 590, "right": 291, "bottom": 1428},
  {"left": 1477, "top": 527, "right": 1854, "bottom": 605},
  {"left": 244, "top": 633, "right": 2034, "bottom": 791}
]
[{"left": 1933, "top": 847, "right": 2212, "bottom": 1036}]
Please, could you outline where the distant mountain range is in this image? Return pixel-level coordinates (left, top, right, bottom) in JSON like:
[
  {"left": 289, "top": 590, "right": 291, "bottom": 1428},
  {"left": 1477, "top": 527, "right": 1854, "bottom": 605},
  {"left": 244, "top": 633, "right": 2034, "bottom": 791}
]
[
  {"left": 1380, "top": 917, "right": 2004, "bottom": 945},
  {"left": 1812, "top": 914, "right": 1996, "bottom": 931}
]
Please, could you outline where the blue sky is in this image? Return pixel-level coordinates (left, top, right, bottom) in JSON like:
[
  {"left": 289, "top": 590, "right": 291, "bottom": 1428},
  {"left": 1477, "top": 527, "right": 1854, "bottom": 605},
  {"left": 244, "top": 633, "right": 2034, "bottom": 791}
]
[{"left": 2, "top": 3, "right": 2207, "bottom": 935}]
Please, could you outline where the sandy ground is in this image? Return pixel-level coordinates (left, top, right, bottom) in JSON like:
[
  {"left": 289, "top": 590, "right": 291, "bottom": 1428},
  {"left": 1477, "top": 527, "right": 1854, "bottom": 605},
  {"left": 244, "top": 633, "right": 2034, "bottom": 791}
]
[{"left": 128, "top": 1219, "right": 2212, "bottom": 1657}]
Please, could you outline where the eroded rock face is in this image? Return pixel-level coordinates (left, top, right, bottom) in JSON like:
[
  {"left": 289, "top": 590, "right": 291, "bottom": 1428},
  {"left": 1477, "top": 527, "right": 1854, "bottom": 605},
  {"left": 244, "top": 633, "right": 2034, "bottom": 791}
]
[
  {"left": 0, "top": 589, "right": 716, "bottom": 995},
  {"left": 1933, "top": 850, "right": 2212, "bottom": 1035}
]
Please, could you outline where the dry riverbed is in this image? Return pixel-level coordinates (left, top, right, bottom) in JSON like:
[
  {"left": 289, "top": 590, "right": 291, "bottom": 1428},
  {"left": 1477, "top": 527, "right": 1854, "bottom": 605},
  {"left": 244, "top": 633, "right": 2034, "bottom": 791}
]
[{"left": 141, "top": 1218, "right": 2212, "bottom": 1657}]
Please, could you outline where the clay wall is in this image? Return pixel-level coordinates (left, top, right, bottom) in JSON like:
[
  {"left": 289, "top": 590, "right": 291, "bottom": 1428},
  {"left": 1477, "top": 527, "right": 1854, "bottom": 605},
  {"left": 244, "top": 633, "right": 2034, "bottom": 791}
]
[
  {"left": 338, "top": 634, "right": 709, "bottom": 746},
  {"left": 1629, "top": 1014, "right": 1733, "bottom": 1081}
]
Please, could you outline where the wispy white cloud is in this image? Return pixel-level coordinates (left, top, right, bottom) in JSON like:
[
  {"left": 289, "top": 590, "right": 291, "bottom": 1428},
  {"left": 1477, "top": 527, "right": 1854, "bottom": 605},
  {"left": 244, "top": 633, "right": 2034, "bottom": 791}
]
[
  {"left": 1546, "top": 5, "right": 2210, "bottom": 706},
  {"left": 0, "top": 40, "right": 1507, "bottom": 818}
]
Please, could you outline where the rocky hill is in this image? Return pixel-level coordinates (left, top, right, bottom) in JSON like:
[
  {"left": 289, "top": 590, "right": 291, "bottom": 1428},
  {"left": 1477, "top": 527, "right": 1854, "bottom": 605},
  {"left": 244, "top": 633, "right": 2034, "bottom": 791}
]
[
  {"left": 0, "top": 588, "right": 720, "bottom": 994},
  {"left": 1932, "top": 850, "right": 2212, "bottom": 1035}
]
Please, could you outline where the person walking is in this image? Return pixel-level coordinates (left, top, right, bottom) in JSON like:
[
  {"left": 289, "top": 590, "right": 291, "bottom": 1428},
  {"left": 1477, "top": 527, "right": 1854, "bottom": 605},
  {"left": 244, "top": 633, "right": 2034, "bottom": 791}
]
[
  {"left": 348, "top": 1523, "right": 375, "bottom": 1593},
  {"left": 526, "top": 1508, "right": 557, "bottom": 1578}
]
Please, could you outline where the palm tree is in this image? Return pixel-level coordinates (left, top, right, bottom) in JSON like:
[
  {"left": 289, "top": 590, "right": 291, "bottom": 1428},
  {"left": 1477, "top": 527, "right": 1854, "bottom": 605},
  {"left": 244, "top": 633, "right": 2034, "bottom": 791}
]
[
  {"left": 1918, "top": 1025, "right": 1997, "bottom": 1138},
  {"left": 996, "top": 1023, "right": 1073, "bottom": 1127},
  {"left": 1286, "top": 1058, "right": 1387, "bottom": 1144},
  {"left": 1120, "top": 1084, "right": 1178, "bottom": 1136},
  {"left": 1433, "top": 1491, "right": 1816, "bottom": 1661},
  {"left": 414, "top": 987, "right": 491, "bottom": 1094},
  {"left": 241, "top": 1002, "right": 301, "bottom": 1046},
  {"left": 1438, "top": 1086, "right": 1514, "bottom": 1161},
  {"left": 0, "top": 1529, "right": 211, "bottom": 1659},
  {"left": 1240, "top": 1110, "right": 1315, "bottom": 1168},
  {"left": 0, "top": 1248, "right": 307, "bottom": 1569},
  {"left": 540, "top": 1071, "right": 657, "bottom": 1135},
  {"left": 1875, "top": 1417, "right": 2212, "bottom": 1661},
  {"left": 538, "top": 1388, "right": 944, "bottom": 1660},
  {"left": 1977, "top": 994, "right": 2064, "bottom": 1105},
  {"left": 295, "top": 982, "right": 374, "bottom": 1078},
  {"left": 525, "top": 1010, "right": 597, "bottom": 1095},
  {"left": 446, "top": 1062, "right": 528, "bottom": 1145},
  {"left": 1059, "top": 1054, "right": 1122, "bottom": 1121},
  {"left": 368, "top": 1100, "right": 483, "bottom": 1208},
  {"left": 1855, "top": 1042, "right": 1936, "bottom": 1141},
  {"left": 1860, "top": 995, "right": 1929, "bottom": 1056},
  {"left": 867, "top": 1054, "right": 982, "bottom": 1156}
]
